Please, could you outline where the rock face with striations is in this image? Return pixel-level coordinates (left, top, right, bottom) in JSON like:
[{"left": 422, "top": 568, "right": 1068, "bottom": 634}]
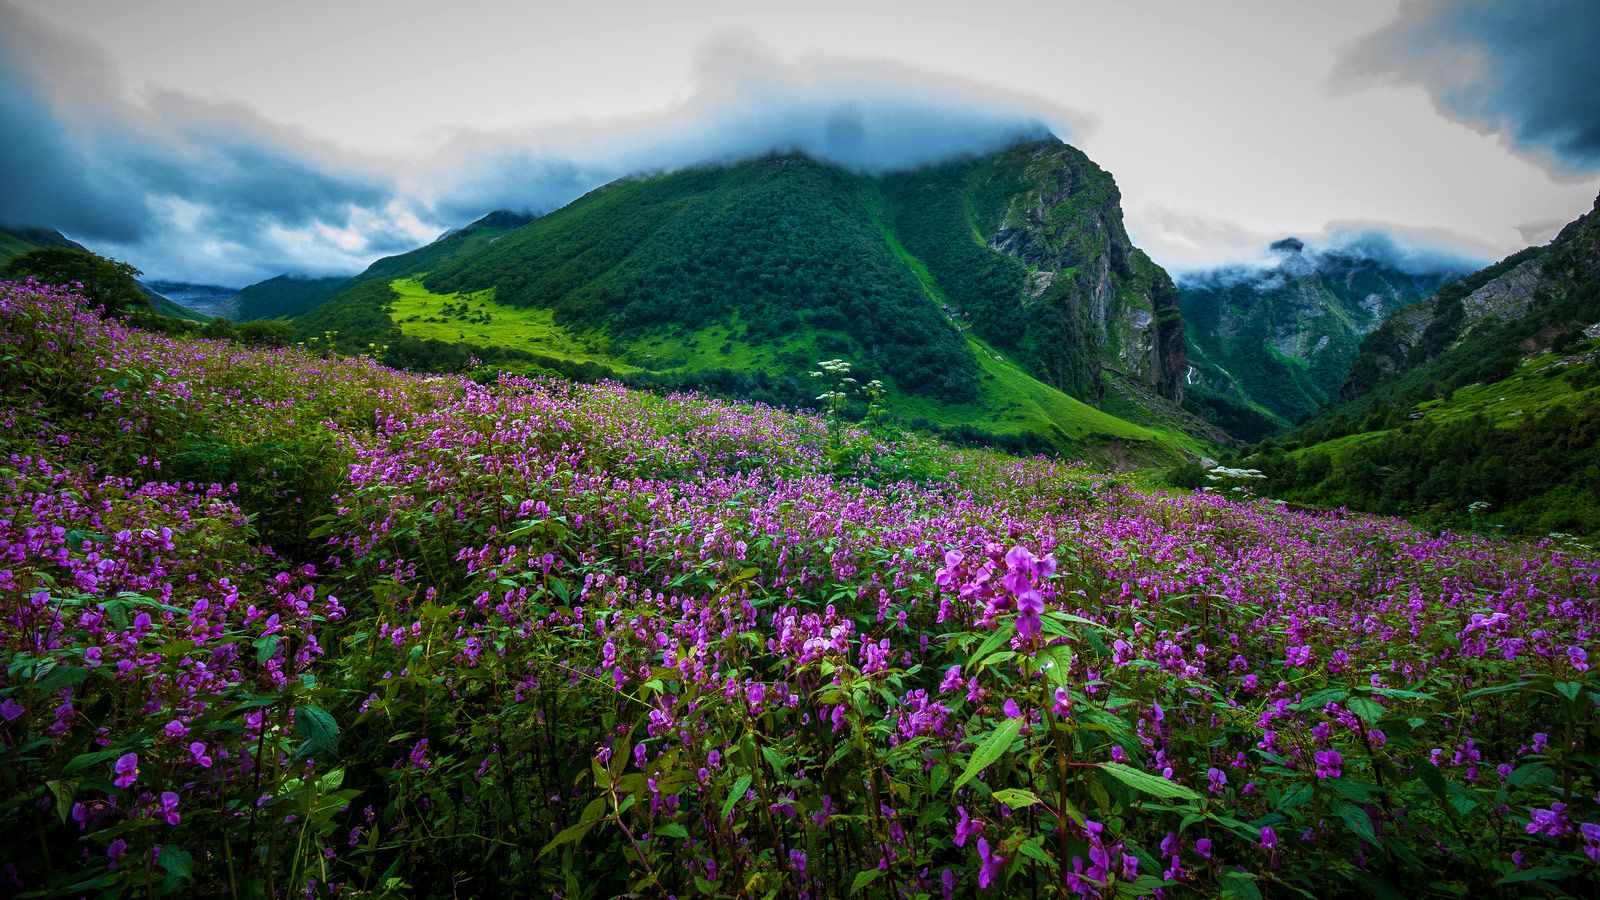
[
  {"left": 882, "top": 139, "right": 1187, "bottom": 405},
  {"left": 1341, "top": 190, "right": 1600, "bottom": 402},
  {"left": 1177, "top": 237, "right": 1461, "bottom": 435}
]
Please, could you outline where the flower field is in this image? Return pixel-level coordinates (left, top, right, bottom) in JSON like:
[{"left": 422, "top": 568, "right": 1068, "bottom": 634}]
[{"left": 1, "top": 280, "right": 1598, "bottom": 897}]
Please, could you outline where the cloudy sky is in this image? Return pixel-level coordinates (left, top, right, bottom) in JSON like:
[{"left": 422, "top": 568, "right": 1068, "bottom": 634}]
[{"left": 2, "top": 0, "right": 1598, "bottom": 285}]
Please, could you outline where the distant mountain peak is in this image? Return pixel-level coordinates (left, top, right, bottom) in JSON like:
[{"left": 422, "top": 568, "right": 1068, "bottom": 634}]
[{"left": 1270, "top": 237, "right": 1305, "bottom": 253}]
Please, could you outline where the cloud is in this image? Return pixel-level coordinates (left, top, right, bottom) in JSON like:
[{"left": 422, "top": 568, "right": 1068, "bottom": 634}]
[
  {"left": 1332, "top": 0, "right": 1600, "bottom": 177},
  {"left": 411, "top": 35, "right": 1082, "bottom": 221},
  {"left": 1139, "top": 204, "right": 1491, "bottom": 285},
  {"left": 0, "top": 7, "right": 1081, "bottom": 285},
  {"left": 0, "top": 2, "right": 415, "bottom": 284}
]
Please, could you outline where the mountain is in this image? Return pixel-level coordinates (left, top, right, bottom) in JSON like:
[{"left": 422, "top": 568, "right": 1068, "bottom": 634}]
[
  {"left": 1340, "top": 195, "right": 1600, "bottom": 408},
  {"left": 0, "top": 225, "right": 87, "bottom": 263},
  {"left": 1, "top": 226, "right": 210, "bottom": 320},
  {"left": 144, "top": 280, "right": 241, "bottom": 319},
  {"left": 301, "top": 140, "right": 1214, "bottom": 464},
  {"left": 1178, "top": 238, "right": 1465, "bottom": 440},
  {"left": 231, "top": 274, "right": 353, "bottom": 321},
  {"left": 1243, "top": 191, "right": 1600, "bottom": 539}
]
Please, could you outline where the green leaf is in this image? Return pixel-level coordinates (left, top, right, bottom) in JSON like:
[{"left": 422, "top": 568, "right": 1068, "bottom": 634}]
[
  {"left": 967, "top": 626, "right": 1014, "bottom": 671},
  {"left": 721, "top": 773, "right": 753, "bottom": 822},
  {"left": 1337, "top": 801, "right": 1377, "bottom": 845},
  {"left": 46, "top": 779, "right": 75, "bottom": 824},
  {"left": 654, "top": 823, "right": 689, "bottom": 840},
  {"left": 293, "top": 704, "right": 339, "bottom": 760},
  {"left": 64, "top": 748, "right": 124, "bottom": 774},
  {"left": 158, "top": 844, "right": 195, "bottom": 893},
  {"left": 254, "top": 635, "right": 280, "bottom": 665},
  {"left": 992, "top": 788, "right": 1043, "bottom": 809},
  {"left": 1553, "top": 681, "right": 1583, "bottom": 702},
  {"left": 539, "top": 818, "right": 598, "bottom": 858},
  {"left": 1498, "top": 865, "right": 1571, "bottom": 885},
  {"left": 1095, "top": 762, "right": 1202, "bottom": 802},
  {"left": 1346, "top": 697, "right": 1384, "bottom": 725},
  {"left": 1222, "top": 870, "right": 1263, "bottom": 900},
  {"left": 953, "top": 717, "right": 1023, "bottom": 792},
  {"left": 850, "top": 869, "right": 883, "bottom": 895}
]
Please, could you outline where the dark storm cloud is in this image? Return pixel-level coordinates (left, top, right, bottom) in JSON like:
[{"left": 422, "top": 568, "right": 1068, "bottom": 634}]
[
  {"left": 0, "top": 53, "right": 149, "bottom": 240},
  {"left": 1335, "top": 0, "right": 1600, "bottom": 175},
  {"left": 0, "top": 2, "right": 406, "bottom": 282}
]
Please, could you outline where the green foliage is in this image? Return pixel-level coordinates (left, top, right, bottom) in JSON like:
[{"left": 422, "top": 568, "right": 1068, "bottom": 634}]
[
  {"left": 1256, "top": 397, "right": 1600, "bottom": 541},
  {"left": 1, "top": 247, "right": 147, "bottom": 316},
  {"left": 423, "top": 154, "right": 980, "bottom": 402},
  {"left": 234, "top": 275, "right": 351, "bottom": 321}
]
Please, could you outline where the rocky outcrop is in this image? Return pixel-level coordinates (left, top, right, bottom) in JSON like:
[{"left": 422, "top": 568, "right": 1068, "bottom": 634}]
[
  {"left": 1179, "top": 239, "right": 1458, "bottom": 428},
  {"left": 1340, "top": 189, "right": 1600, "bottom": 403},
  {"left": 980, "top": 141, "right": 1187, "bottom": 403}
]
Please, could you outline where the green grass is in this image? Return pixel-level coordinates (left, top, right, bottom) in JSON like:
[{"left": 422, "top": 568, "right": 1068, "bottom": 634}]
[
  {"left": 0, "top": 232, "right": 34, "bottom": 265},
  {"left": 1413, "top": 350, "right": 1600, "bottom": 424},
  {"left": 384, "top": 278, "right": 1197, "bottom": 465},
  {"left": 390, "top": 277, "right": 631, "bottom": 369}
]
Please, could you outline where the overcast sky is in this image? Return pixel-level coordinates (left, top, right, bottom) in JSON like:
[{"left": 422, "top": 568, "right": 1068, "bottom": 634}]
[{"left": 2, "top": 0, "right": 1598, "bottom": 285}]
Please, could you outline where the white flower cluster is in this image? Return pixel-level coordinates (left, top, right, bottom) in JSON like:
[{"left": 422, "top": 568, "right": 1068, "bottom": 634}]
[{"left": 1204, "top": 466, "right": 1265, "bottom": 482}]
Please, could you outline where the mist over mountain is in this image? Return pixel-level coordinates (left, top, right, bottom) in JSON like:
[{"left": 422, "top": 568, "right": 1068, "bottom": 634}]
[{"left": 1177, "top": 232, "right": 1473, "bottom": 439}]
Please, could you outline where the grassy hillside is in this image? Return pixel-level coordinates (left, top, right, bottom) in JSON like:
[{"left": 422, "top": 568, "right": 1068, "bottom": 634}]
[
  {"left": 310, "top": 277, "right": 1201, "bottom": 465},
  {"left": 234, "top": 274, "right": 352, "bottom": 320},
  {"left": 5, "top": 278, "right": 1599, "bottom": 897},
  {"left": 1245, "top": 336, "right": 1600, "bottom": 540},
  {"left": 301, "top": 143, "right": 1207, "bottom": 465}
]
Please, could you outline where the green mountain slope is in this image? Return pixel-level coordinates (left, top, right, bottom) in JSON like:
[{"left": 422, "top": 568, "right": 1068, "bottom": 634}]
[
  {"left": 301, "top": 140, "right": 1212, "bottom": 465},
  {"left": 1179, "top": 239, "right": 1462, "bottom": 440},
  {"left": 233, "top": 274, "right": 353, "bottom": 321},
  {"left": 0, "top": 225, "right": 87, "bottom": 263},
  {"left": 1, "top": 227, "right": 207, "bottom": 321},
  {"left": 1241, "top": 191, "right": 1600, "bottom": 539}
]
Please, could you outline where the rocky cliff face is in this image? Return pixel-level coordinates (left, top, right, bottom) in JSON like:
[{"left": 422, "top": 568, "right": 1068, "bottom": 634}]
[
  {"left": 1178, "top": 240, "right": 1460, "bottom": 433},
  {"left": 1341, "top": 190, "right": 1600, "bottom": 403},
  {"left": 984, "top": 141, "right": 1187, "bottom": 403},
  {"left": 883, "top": 139, "right": 1186, "bottom": 408}
]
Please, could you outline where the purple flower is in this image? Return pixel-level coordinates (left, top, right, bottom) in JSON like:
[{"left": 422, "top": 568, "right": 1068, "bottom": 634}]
[
  {"left": 939, "top": 665, "right": 963, "bottom": 693},
  {"left": 113, "top": 752, "right": 139, "bottom": 789},
  {"left": 1207, "top": 767, "right": 1227, "bottom": 792},
  {"left": 1002, "top": 698, "right": 1022, "bottom": 719},
  {"left": 190, "top": 742, "right": 213, "bottom": 768},
  {"left": 159, "top": 791, "right": 181, "bottom": 826},
  {"left": 1258, "top": 826, "right": 1278, "bottom": 851},
  {"left": 955, "top": 805, "right": 982, "bottom": 847},
  {"left": 1527, "top": 803, "right": 1572, "bottom": 837},
  {"left": 977, "top": 836, "right": 1005, "bottom": 890},
  {"left": 1052, "top": 687, "right": 1072, "bottom": 717},
  {"left": 1581, "top": 823, "right": 1600, "bottom": 862},
  {"left": 106, "top": 838, "right": 127, "bottom": 867},
  {"left": 1569, "top": 646, "right": 1590, "bottom": 671},
  {"left": 1195, "top": 837, "right": 1213, "bottom": 860},
  {"left": 1314, "top": 749, "right": 1343, "bottom": 780},
  {"left": 0, "top": 698, "right": 22, "bottom": 722}
]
